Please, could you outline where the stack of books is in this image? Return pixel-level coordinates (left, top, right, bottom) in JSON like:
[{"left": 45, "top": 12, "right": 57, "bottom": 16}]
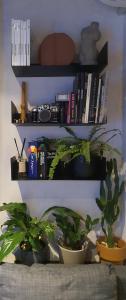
[
  {"left": 11, "top": 19, "right": 30, "bottom": 66},
  {"left": 56, "top": 70, "right": 108, "bottom": 125}
]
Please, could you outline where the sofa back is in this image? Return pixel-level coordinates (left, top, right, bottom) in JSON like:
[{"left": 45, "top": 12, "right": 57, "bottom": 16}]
[{"left": 0, "top": 263, "right": 118, "bottom": 300}]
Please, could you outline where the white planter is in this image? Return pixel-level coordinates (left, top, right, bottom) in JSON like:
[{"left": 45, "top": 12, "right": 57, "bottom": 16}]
[{"left": 59, "top": 245, "right": 86, "bottom": 264}]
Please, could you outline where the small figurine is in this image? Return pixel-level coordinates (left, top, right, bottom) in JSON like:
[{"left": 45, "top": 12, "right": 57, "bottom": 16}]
[{"left": 79, "top": 21, "right": 101, "bottom": 65}]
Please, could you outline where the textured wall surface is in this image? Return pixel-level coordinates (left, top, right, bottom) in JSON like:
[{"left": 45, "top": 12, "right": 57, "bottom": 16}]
[{"left": 0, "top": 0, "right": 125, "bottom": 236}]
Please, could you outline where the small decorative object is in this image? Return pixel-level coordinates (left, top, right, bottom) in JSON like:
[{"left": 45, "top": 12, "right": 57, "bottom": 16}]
[
  {"left": 20, "top": 81, "right": 27, "bottom": 123},
  {"left": 96, "top": 158, "right": 126, "bottom": 263},
  {"left": 14, "top": 137, "right": 27, "bottom": 178},
  {"left": 39, "top": 33, "right": 75, "bottom": 65},
  {"left": 79, "top": 21, "right": 101, "bottom": 65}
]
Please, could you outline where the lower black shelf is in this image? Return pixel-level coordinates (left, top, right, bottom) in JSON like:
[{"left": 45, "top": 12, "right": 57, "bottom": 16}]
[{"left": 11, "top": 155, "right": 106, "bottom": 181}]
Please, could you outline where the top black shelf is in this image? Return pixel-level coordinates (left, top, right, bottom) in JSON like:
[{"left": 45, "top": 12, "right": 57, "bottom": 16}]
[{"left": 12, "top": 43, "right": 108, "bottom": 77}]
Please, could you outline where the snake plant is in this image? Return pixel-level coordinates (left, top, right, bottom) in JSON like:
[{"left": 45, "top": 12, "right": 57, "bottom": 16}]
[{"left": 96, "top": 158, "right": 125, "bottom": 247}]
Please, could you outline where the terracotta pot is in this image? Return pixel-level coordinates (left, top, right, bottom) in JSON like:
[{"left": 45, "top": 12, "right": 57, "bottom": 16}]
[
  {"left": 59, "top": 245, "right": 85, "bottom": 264},
  {"left": 96, "top": 236, "right": 126, "bottom": 263}
]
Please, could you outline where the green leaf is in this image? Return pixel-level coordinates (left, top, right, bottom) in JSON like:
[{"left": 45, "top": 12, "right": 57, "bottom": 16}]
[
  {"left": 0, "top": 203, "right": 27, "bottom": 215},
  {"left": 62, "top": 126, "right": 78, "bottom": 139},
  {"left": 0, "top": 231, "right": 25, "bottom": 262}
]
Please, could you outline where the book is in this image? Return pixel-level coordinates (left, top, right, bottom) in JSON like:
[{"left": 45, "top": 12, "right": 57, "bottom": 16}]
[
  {"left": 88, "top": 73, "right": 99, "bottom": 123},
  {"left": 82, "top": 72, "right": 88, "bottom": 123},
  {"left": 26, "top": 19, "right": 30, "bottom": 66},
  {"left": 11, "top": 19, "right": 21, "bottom": 66},
  {"left": 11, "top": 19, "right": 16, "bottom": 66},
  {"left": 67, "top": 93, "right": 71, "bottom": 124},
  {"left": 98, "top": 71, "right": 108, "bottom": 124},
  {"left": 37, "top": 143, "right": 46, "bottom": 179},
  {"left": 70, "top": 92, "right": 75, "bottom": 124},
  {"left": 84, "top": 73, "right": 92, "bottom": 123},
  {"left": 95, "top": 77, "right": 102, "bottom": 123}
]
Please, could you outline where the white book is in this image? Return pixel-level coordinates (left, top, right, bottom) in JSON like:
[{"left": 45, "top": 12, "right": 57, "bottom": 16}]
[
  {"left": 84, "top": 73, "right": 92, "bottom": 123},
  {"left": 26, "top": 19, "right": 30, "bottom": 66},
  {"left": 11, "top": 19, "right": 17, "bottom": 66},
  {"left": 23, "top": 21, "right": 27, "bottom": 66},
  {"left": 16, "top": 20, "right": 21, "bottom": 66},
  {"left": 95, "top": 77, "right": 102, "bottom": 123},
  {"left": 20, "top": 20, "right": 24, "bottom": 66}
]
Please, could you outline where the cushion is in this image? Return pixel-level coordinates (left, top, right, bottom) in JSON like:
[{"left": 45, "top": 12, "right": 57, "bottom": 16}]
[
  {"left": 0, "top": 263, "right": 117, "bottom": 300},
  {"left": 113, "top": 265, "right": 126, "bottom": 300}
]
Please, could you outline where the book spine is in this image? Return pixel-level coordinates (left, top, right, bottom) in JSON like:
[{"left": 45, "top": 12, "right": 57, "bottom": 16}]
[
  {"left": 26, "top": 19, "right": 30, "bottom": 66},
  {"left": 14, "top": 20, "right": 18, "bottom": 66},
  {"left": 17, "top": 20, "right": 21, "bottom": 66},
  {"left": 98, "top": 72, "right": 108, "bottom": 124},
  {"left": 37, "top": 144, "right": 46, "bottom": 179},
  {"left": 67, "top": 93, "right": 71, "bottom": 124},
  {"left": 70, "top": 92, "right": 75, "bottom": 124},
  {"left": 77, "top": 72, "right": 81, "bottom": 123},
  {"left": 28, "top": 142, "right": 38, "bottom": 179},
  {"left": 88, "top": 73, "right": 99, "bottom": 123},
  {"left": 79, "top": 72, "right": 84, "bottom": 123},
  {"left": 20, "top": 20, "right": 24, "bottom": 66},
  {"left": 95, "top": 77, "right": 102, "bottom": 124},
  {"left": 82, "top": 72, "right": 88, "bottom": 123},
  {"left": 23, "top": 21, "right": 27, "bottom": 66},
  {"left": 84, "top": 73, "right": 92, "bottom": 123},
  {"left": 11, "top": 19, "right": 15, "bottom": 66}
]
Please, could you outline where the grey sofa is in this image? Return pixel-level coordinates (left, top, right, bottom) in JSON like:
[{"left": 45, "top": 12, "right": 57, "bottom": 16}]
[{"left": 0, "top": 263, "right": 125, "bottom": 300}]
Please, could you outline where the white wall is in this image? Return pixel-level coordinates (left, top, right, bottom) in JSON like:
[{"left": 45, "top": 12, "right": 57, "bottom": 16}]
[{"left": 0, "top": 0, "right": 124, "bottom": 234}]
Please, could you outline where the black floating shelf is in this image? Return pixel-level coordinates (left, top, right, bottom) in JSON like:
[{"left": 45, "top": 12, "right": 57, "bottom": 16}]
[
  {"left": 12, "top": 122, "right": 106, "bottom": 127},
  {"left": 12, "top": 43, "right": 108, "bottom": 77}
]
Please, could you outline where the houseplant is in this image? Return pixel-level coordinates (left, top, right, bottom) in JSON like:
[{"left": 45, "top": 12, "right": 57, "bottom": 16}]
[
  {"left": 96, "top": 158, "right": 126, "bottom": 263},
  {"left": 43, "top": 206, "right": 98, "bottom": 264},
  {"left": 0, "top": 202, "right": 55, "bottom": 265},
  {"left": 47, "top": 126, "right": 121, "bottom": 179}
]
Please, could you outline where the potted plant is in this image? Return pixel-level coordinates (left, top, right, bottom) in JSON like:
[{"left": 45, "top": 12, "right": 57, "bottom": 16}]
[
  {"left": 96, "top": 158, "right": 126, "bottom": 263},
  {"left": 47, "top": 126, "right": 121, "bottom": 180},
  {"left": 0, "top": 202, "right": 55, "bottom": 265},
  {"left": 43, "top": 206, "right": 98, "bottom": 264}
]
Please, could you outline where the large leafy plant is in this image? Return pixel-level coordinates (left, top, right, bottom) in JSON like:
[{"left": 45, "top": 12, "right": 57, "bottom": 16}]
[
  {"left": 43, "top": 206, "right": 98, "bottom": 250},
  {"left": 0, "top": 202, "right": 55, "bottom": 262},
  {"left": 47, "top": 126, "right": 121, "bottom": 179},
  {"left": 96, "top": 158, "right": 125, "bottom": 247}
]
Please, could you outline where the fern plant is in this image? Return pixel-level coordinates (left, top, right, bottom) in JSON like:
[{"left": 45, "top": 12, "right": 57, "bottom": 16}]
[
  {"left": 96, "top": 158, "right": 125, "bottom": 247},
  {"left": 48, "top": 126, "right": 121, "bottom": 179}
]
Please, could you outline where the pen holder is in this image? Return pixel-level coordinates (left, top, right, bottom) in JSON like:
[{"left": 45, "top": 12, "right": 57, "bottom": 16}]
[{"left": 18, "top": 158, "right": 27, "bottom": 178}]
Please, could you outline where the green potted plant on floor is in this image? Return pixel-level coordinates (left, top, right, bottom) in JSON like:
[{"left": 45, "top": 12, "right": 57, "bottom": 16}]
[
  {"left": 43, "top": 206, "right": 98, "bottom": 264},
  {"left": 96, "top": 158, "right": 126, "bottom": 263},
  {"left": 47, "top": 126, "right": 121, "bottom": 180},
  {"left": 0, "top": 202, "right": 55, "bottom": 265}
]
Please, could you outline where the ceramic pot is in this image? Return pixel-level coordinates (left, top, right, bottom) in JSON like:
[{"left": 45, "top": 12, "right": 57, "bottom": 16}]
[
  {"left": 96, "top": 236, "right": 126, "bottom": 263},
  {"left": 59, "top": 245, "right": 86, "bottom": 264}
]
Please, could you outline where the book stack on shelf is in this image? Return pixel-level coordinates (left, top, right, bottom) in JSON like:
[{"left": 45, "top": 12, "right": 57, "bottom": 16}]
[
  {"left": 11, "top": 19, "right": 30, "bottom": 66},
  {"left": 56, "top": 70, "right": 108, "bottom": 125}
]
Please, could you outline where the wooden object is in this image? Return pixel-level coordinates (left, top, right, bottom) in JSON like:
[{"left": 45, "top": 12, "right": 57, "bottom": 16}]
[
  {"left": 20, "top": 82, "right": 27, "bottom": 123},
  {"left": 39, "top": 33, "right": 75, "bottom": 65}
]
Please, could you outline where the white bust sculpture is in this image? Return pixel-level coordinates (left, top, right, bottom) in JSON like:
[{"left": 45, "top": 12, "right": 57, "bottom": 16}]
[
  {"left": 79, "top": 22, "right": 101, "bottom": 65},
  {"left": 99, "top": 0, "right": 126, "bottom": 7},
  {"left": 99, "top": 0, "right": 126, "bottom": 13}
]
